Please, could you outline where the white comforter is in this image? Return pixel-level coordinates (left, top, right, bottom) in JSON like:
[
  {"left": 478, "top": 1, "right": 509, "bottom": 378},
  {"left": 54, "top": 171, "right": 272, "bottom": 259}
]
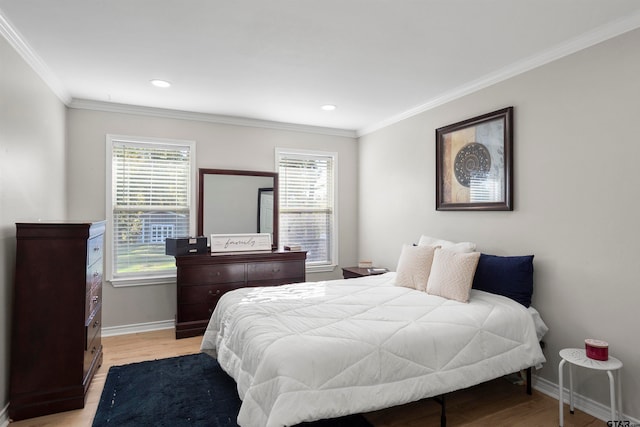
[{"left": 201, "top": 273, "right": 546, "bottom": 427}]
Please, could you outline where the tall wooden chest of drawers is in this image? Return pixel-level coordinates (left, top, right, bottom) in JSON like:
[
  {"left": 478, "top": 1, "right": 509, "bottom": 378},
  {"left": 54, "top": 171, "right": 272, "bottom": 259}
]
[
  {"left": 175, "top": 250, "right": 306, "bottom": 338},
  {"left": 9, "top": 221, "right": 105, "bottom": 420}
]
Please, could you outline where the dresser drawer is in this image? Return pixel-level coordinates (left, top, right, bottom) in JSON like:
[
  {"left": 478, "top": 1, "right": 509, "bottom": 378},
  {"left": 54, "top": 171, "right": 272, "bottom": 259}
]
[
  {"left": 178, "top": 283, "right": 240, "bottom": 305},
  {"left": 84, "top": 335, "right": 101, "bottom": 378},
  {"left": 177, "top": 302, "right": 217, "bottom": 322},
  {"left": 87, "top": 234, "right": 103, "bottom": 267},
  {"left": 86, "top": 262, "right": 103, "bottom": 290},
  {"left": 85, "top": 307, "right": 101, "bottom": 351},
  {"left": 84, "top": 306, "right": 101, "bottom": 377},
  {"left": 86, "top": 283, "right": 102, "bottom": 320},
  {"left": 178, "top": 263, "right": 245, "bottom": 285},
  {"left": 247, "top": 261, "right": 305, "bottom": 282}
]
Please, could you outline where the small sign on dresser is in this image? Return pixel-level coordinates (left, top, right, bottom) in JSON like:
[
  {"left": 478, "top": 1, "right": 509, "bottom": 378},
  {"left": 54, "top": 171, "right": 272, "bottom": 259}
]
[{"left": 210, "top": 233, "right": 272, "bottom": 253}]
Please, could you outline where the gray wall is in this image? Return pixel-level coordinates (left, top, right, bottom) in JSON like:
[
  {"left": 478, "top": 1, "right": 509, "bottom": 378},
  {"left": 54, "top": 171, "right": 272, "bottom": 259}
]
[
  {"left": 66, "top": 108, "right": 359, "bottom": 328},
  {"left": 0, "top": 36, "right": 67, "bottom": 418},
  {"left": 3, "top": 13, "right": 638, "bottom": 424},
  {"left": 358, "top": 28, "right": 640, "bottom": 419}
]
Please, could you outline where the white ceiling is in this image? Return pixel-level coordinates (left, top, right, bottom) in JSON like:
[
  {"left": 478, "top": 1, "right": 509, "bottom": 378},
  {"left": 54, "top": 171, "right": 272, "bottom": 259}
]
[{"left": 1, "top": 1, "right": 640, "bottom": 135}]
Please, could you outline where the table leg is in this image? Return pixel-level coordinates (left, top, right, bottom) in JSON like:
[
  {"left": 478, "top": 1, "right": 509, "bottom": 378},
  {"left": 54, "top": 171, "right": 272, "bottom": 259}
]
[
  {"left": 607, "top": 370, "right": 617, "bottom": 421},
  {"left": 617, "top": 370, "right": 623, "bottom": 420},
  {"left": 559, "top": 359, "right": 566, "bottom": 427},
  {"left": 569, "top": 363, "right": 574, "bottom": 414}
]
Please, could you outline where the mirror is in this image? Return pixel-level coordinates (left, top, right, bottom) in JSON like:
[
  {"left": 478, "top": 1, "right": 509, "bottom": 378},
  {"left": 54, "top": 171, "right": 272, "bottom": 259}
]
[{"left": 198, "top": 169, "right": 278, "bottom": 249}]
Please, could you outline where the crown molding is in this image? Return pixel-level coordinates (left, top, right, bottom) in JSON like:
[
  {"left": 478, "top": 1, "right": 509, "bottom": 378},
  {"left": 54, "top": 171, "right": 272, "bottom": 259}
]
[
  {"left": 69, "top": 99, "right": 358, "bottom": 138},
  {"left": 1, "top": 7, "right": 355, "bottom": 138},
  {"left": 358, "top": 10, "right": 640, "bottom": 137},
  {"left": 4, "top": 4, "right": 639, "bottom": 140},
  {"left": 0, "top": 8, "right": 71, "bottom": 104}
]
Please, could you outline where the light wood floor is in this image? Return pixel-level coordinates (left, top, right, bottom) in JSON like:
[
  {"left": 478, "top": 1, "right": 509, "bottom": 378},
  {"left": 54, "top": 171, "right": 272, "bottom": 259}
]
[{"left": 9, "top": 329, "right": 604, "bottom": 426}]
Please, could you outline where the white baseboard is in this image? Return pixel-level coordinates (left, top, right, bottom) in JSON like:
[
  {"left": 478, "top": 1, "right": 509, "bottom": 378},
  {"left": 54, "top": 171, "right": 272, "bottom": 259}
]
[
  {"left": 101, "top": 319, "right": 175, "bottom": 337},
  {"left": 1, "top": 403, "right": 9, "bottom": 427},
  {"left": 533, "top": 374, "right": 639, "bottom": 424}
]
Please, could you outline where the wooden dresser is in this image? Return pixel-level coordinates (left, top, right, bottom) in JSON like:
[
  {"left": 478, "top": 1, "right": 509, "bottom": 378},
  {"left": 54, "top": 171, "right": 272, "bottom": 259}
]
[
  {"left": 9, "top": 221, "right": 105, "bottom": 420},
  {"left": 175, "top": 250, "right": 306, "bottom": 338}
]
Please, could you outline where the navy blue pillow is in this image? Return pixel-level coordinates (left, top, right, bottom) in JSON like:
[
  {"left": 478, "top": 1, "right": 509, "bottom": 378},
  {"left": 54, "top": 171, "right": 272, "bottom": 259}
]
[{"left": 472, "top": 254, "right": 534, "bottom": 307}]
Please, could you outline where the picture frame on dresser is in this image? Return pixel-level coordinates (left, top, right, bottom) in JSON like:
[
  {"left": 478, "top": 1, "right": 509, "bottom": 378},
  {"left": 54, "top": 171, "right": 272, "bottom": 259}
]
[
  {"left": 435, "top": 107, "right": 514, "bottom": 211},
  {"left": 210, "top": 233, "right": 272, "bottom": 252}
]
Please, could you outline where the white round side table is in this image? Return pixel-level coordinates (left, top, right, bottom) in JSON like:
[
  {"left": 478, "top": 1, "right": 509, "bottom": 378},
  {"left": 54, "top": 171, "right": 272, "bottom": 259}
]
[{"left": 558, "top": 348, "right": 623, "bottom": 427}]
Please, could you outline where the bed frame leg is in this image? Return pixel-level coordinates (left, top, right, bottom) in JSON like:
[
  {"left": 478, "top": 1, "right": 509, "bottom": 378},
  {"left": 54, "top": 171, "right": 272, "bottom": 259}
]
[
  {"left": 431, "top": 395, "right": 446, "bottom": 427},
  {"left": 526, "top": 367, "right": 532, "bottom": 395}
]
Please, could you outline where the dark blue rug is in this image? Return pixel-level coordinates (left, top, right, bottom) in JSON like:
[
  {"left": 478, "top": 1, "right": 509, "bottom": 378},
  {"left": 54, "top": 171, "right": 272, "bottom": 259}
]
[{"left": 93, "top": 353, "right": 372, "bottom": 427}]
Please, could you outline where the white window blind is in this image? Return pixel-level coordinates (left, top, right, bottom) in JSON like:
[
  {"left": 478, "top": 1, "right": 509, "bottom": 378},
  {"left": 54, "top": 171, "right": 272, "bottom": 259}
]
[
  {"left": 107, "top": 136, "right": 195, "bottom": 285},
  {"left": 277, "top": 149, "right": 337, "bottom": 269}
]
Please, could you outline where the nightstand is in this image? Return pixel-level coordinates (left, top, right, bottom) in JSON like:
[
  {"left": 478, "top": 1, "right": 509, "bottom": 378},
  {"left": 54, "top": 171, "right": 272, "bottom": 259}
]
[
  {"left": 558, "top": 348, "right": 623, "bottom": 426},
  {"left": 342, "top": 266, "right": 387, "bottom": 279}
]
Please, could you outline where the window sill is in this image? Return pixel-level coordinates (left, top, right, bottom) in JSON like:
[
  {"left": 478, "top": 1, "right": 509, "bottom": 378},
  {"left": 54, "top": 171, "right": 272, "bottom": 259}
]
[{"left": 109, "top": 275, "right": 176, "bottom": 288}]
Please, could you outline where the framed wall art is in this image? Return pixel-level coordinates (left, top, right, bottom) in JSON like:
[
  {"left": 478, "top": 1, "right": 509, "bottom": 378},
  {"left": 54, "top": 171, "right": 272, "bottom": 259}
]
[{"left": 435, "top": 107, "right": 513, "bottom": 211}]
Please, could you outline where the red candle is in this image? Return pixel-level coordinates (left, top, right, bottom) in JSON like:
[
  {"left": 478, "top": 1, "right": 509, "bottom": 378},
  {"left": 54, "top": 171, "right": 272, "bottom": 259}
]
[{"left": 585, "top": 339, "right": 608, "bottom": 361}]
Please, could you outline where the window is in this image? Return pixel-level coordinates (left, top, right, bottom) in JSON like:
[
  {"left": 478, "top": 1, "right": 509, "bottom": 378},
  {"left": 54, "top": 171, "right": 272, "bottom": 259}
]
[
  {"left": 276, "top": 148, "right": 337, "bottom": 272},
  {"left": 106, "top": 135, "right": 196, "bottom": 286}
]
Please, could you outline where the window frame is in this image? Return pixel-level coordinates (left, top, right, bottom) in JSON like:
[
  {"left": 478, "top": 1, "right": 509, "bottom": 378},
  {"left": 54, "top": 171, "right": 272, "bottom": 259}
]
[
  {"left": 275, "top": 147, "right": 338, "bottom": 273},
  {"left": 105, "top": 134, "right": 196, "bottom": 287}
]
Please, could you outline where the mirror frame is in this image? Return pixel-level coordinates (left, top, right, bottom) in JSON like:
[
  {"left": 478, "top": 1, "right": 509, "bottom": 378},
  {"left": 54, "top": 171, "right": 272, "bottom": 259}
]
[{"left": 197, "top": 168, "right": 279, "bottom": 249}]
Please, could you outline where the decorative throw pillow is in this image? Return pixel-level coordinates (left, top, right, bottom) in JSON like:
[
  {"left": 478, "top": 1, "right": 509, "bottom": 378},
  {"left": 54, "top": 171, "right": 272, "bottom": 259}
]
[
  {"left": 426, "top": 248, "right": 480, "bottom": 303},
  {"left": 472, "top": 254, "right": 535, "bottom": 307},
  {"left": 395, "top": 244, "right": 439, "bottom": 291},
  {"left": 418, "top": 235, "right": 476, "bottom": 253}
]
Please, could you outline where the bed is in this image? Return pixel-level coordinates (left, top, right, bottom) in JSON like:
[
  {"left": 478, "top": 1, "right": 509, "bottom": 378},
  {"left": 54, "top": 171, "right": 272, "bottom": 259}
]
[{"left": 200, "top": 266, "right": 547, "bottom": 427}]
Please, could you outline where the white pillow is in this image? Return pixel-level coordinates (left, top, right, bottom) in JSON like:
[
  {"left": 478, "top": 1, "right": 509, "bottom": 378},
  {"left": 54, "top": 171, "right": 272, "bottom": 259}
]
[
  {"left": 418, "top": 235, "right": 476, "bottom": 253},
  {"left": 426, "top": 248, "right": 480, "bottom": 303},
  {"left": 395, "top": 244, "right": 439, "bottom": 291}
]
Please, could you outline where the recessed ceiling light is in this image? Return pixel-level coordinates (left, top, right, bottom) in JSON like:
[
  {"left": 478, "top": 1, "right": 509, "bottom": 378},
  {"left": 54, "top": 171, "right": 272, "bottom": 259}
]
[
  {"left": 321, "top": 104, "right": 336, "bottom": 111},
  {"left": 150, "top": 79, "right": 171, "bottom": 88}
]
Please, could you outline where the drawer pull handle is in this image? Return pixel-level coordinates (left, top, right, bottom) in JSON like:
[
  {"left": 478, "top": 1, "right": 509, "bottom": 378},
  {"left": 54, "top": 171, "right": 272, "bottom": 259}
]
[
  {"left": 93, "top": 272, "right": 99, "bottom": 277},
  {"left": 93, "top": 247, "right": 100, "bottom": 252},
  {"left": 92, "top": 296, "right": 99, "bottom": 303},
  {"left": 93, "top": 320, "right": 100, "bottom": 328},
  {"left": 272, "top": 268, "right": 280, "bottom": 273},
  {"left": 208, "top": 289, "right": 221, "bottom": 296}
]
